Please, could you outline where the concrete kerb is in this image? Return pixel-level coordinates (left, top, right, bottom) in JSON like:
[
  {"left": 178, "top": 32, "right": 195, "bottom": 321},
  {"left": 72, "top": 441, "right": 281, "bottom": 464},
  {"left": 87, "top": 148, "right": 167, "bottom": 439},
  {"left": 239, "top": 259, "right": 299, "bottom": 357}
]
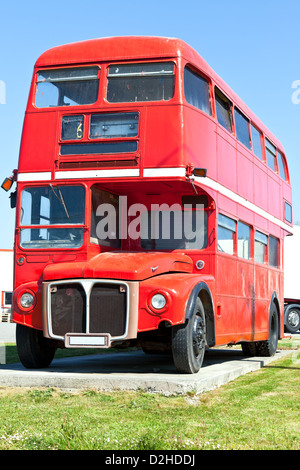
[{"left": 0, "top": 348, "right": 293, "bottom": 395}]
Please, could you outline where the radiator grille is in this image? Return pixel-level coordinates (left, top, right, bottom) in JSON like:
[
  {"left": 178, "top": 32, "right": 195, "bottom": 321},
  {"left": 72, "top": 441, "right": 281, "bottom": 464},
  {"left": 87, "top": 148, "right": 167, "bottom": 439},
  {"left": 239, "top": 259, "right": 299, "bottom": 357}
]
[
  {"left": 90, "top": 284, "right": 127, "bottom": 336},
  {"left": 50, "top": 284, "right": 86, "bottom": 337},
  {"left": 49, "top": 281, "right": 127, "bottom": 339}
]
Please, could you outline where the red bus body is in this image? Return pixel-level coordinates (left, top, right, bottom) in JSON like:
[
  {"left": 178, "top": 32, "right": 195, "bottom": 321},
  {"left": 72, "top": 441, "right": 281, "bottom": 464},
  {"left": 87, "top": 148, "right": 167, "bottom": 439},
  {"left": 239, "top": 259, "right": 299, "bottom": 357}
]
[{"left": 10, "top": 37, "right": 292, "bottom": 373}]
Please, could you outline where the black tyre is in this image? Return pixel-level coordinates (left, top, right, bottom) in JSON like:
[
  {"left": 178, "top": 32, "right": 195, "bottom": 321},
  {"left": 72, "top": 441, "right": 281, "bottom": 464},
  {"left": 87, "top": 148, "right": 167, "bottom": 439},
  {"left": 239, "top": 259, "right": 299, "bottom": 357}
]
[
  {"left": 172, "top": 297, "right": 206, "bottom": 374},
  {"left": 284, "top": 307, "right": 300, "bottom": 333},
  {"left": 241, "top": 341, "right": 257, "bottom": 357},
  {"left": 256, "top": 304, "right": 279, "bottom": 357},
  {"left": 16, "top": 324, "right": 56, "bottom": 369}
]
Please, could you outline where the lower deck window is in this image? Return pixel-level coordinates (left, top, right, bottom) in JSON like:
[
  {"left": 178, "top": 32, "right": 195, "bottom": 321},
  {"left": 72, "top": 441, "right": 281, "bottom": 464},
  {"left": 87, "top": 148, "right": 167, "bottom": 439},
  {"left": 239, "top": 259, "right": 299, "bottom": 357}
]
[
  {"left": 255, "top": 231, "right": 268, "bottom": 264},
  {"left": 269, "top": 236, "right": 279, "bottom": 268},
  {"left": 238, "top": 221, "right": 250, "bottom": 259},
  {"left": 218, "top": 214, "right": 236, "bottom": 255}
]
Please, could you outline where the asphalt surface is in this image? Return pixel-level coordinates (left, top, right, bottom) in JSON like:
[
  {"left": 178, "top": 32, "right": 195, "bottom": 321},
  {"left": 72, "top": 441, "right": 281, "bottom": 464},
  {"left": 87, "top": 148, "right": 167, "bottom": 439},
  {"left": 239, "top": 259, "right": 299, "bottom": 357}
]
[{"left": 0, "top": 323, "right": 296, "bottom": 395}]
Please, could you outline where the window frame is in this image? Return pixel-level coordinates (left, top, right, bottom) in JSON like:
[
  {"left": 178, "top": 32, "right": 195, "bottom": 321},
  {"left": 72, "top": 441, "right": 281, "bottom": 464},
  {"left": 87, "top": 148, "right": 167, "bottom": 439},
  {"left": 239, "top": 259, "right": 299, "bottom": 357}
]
[
  {"left": 285, "top": 201, "right": 292, "bottom": 223},
  {"left": 265, "top": 138, "right": 277, "bottom": 172},
  {"left": 19, "top": 184, "right": 86, "bottom": 250},
  {"left": 218, "top": 213, "right": 236, "bottom": 255},
  {"left": 35, "top": 66, "right": 100, "bottom": 108},
  {"left": 215, "top": 87, "right": 233, "bottom": 133},
  {"left": 250, "top": 123, "right": 263, "bottom": 160},
  {"left": 269, "top": 235, "right": 280, "bottom": 268},
  {"left": 106, "top": 61, "right": 176, "bottom": 104},
  {"left": 183, "top": 65, "right": 212, "bottom": 116},
  {"left": 254, "top": 230, "right": 268, "bottom": 264},
  {"left": 277, "top": 150, "right": 287, "bottom": 181},
  {"left": 237, "top": 221, "right": 251, "bottom": 260},
  {"left": 234, "top": 107, "right": 251, "bottom": 150}
]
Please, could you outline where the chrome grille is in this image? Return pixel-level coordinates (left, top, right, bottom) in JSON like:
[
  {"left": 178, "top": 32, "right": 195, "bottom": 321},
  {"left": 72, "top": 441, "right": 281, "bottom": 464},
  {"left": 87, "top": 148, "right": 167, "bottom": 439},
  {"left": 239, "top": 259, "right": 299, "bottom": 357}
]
[
  {"left": 48, "top": 280, "right": 128, "bottom": 340},
  {"left": 50, "top": 283, "right": 86, "bottom": 337}
]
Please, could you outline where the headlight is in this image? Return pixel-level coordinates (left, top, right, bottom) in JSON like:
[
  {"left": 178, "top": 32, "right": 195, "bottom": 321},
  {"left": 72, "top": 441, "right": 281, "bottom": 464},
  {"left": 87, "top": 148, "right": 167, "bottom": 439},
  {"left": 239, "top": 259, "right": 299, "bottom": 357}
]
[
  {"left": 20, "top": 292, "right": 35, "bottom": 309},
  {"left": 151, "top": 293, "right": 167, "bottom": 310}
]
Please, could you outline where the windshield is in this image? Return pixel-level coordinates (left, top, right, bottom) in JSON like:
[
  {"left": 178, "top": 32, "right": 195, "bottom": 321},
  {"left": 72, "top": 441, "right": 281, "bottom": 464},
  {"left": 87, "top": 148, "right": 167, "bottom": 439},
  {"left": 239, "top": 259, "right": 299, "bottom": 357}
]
[
  {"left": 20, "top": 185, "right": 85, "bottom": 249},
  {"left": 35, "top": 67, "right": 99, "bottom": 108}
]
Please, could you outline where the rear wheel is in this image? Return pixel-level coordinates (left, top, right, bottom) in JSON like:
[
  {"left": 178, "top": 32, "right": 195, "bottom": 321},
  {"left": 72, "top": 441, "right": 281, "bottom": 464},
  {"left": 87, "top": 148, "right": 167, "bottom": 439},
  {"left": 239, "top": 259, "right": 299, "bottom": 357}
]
[
  {"left": 16, "top": 324, "right": 56, "bottom": 369},
  {"left": 172, "top": 297, "right": 206, "bottom": 374},
  {"left": 256, "top": 304, "right": 279, "bottom": 357}
]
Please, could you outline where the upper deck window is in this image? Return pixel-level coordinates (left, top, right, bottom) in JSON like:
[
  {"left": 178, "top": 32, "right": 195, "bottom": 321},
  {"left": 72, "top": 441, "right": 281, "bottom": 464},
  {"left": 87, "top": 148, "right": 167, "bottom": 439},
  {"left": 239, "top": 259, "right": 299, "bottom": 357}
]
[
  {"left": 234, "top": 108, "right": 251, "bottom": 149},
  {"left": 277, "top": 150, "right": 287, "bottom": 180},
  {"left": 251, "top": 124, "right": 263, "bottom": 160},
  {"left": 184, "top": 67, "right": 211, "bottom": 116},
  {"left": 215, "top": 88, "right": 232, "bottom": 133},
  {"left": 265, "top": 138, "right": 277, "bottom": 171},
  {"left": 36, "top": 67, "right": 99, "bottom": 108},
  {"left": 107, "top": 62, "right": 175, "bottom": 103}
]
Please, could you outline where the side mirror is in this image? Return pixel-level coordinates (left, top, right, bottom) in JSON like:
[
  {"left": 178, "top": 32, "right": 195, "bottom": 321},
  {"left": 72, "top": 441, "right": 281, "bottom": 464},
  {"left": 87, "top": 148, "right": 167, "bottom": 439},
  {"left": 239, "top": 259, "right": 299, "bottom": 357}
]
[{"left": 9, "top": 191, "right": 17, "bottom": 209}]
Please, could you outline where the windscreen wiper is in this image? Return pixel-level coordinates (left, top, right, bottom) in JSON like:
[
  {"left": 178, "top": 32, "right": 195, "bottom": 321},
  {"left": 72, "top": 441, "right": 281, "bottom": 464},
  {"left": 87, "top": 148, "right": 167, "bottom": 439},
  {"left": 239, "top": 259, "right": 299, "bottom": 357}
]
[{"left": 50, "top": 184, "right": 70, "bottom": 219}]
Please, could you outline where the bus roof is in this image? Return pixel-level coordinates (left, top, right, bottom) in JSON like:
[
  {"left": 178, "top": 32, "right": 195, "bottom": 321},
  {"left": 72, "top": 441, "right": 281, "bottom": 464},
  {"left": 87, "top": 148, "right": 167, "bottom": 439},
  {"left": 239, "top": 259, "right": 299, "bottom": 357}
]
[
  {"left": 35, "top": 36, "right": 198, "bottom": 66},
  {"left": 35, "top": 36, "right": 285, "bottom": 153}
]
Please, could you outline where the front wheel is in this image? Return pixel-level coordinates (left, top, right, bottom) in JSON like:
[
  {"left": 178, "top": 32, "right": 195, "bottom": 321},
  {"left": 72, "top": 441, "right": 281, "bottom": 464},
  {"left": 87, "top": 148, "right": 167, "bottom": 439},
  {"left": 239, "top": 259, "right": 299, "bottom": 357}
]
[
  {"left": 172, "top": 297, "right": 206, "bottom": 374},
  {"left": 16, "top": 324, "right": 56, "bottom": 369}
]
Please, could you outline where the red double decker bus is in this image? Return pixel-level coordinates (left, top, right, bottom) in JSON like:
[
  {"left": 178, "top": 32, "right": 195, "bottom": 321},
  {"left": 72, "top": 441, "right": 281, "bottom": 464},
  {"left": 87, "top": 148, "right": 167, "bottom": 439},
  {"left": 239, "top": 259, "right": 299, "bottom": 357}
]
[{"left": 3, "top": 37, "right": 292, "bottom": 373}]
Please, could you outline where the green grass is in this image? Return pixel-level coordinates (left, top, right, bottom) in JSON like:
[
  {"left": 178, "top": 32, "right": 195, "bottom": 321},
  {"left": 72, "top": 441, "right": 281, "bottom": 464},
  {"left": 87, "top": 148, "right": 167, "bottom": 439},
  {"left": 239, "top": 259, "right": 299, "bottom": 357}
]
[{"left": 0, "top": 337, "right": 299, "bottom": 450}]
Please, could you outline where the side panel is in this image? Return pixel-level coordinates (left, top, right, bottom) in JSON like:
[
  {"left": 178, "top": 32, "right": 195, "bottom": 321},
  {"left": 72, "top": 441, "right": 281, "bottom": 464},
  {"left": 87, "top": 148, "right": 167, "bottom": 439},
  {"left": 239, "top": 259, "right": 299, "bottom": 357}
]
[{"left": 215, "top": 254, "right": 237, "bottom": 342}]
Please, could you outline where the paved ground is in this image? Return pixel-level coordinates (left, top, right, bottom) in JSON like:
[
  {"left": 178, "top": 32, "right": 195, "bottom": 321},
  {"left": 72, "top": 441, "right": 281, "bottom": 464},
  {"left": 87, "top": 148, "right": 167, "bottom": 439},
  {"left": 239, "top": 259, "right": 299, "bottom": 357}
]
[
  {"left": 0, "top": 322, "right": 16, "bottom": 342},
  {"left": 0, "top": 322, "right": 294, "bottom": 395}
]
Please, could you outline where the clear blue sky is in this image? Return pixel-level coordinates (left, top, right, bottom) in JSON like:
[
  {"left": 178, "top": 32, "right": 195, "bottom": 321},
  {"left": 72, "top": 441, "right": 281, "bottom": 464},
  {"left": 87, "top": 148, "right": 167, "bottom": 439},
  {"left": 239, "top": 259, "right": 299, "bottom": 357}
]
[{"left": 0, "top": 0, "right": 299, "bottom": 248}]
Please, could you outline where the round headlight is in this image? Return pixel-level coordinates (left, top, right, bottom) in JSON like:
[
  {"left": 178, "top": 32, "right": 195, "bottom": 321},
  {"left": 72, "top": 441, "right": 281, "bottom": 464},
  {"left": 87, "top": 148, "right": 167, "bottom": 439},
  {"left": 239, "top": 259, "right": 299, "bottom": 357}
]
[
  {"left": 151, "top": 293, "right": 167, "bottom": 310},
  {"left": 20, "top": 292, "right": 35, "bottom": 309}
]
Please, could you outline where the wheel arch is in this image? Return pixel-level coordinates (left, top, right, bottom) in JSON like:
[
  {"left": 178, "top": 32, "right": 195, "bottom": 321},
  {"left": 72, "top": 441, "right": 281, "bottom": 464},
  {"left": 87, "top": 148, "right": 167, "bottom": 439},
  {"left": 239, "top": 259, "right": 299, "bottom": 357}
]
[
  {"left": 184, "top": 282, "right": 215, "bottom": 347},
  {"left": 270, "top": 291, "right": 281, "bottom": 339}
]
